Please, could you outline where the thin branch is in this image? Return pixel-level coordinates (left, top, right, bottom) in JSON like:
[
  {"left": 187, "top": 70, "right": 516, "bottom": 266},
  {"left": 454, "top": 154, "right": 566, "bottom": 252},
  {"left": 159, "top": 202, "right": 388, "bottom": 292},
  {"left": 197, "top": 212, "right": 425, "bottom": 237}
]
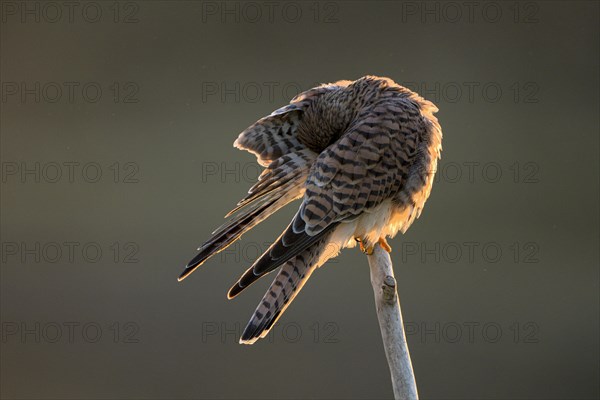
[{"left": 367, "top": 244, "right": 419, "bottom": 400}]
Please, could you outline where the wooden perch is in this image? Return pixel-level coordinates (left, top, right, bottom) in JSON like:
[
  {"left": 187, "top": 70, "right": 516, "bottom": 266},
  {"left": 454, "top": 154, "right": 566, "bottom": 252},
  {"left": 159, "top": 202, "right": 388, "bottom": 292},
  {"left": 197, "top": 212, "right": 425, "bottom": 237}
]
[{"left": 367, "top": 244, "right": 419, "bottom": 400}]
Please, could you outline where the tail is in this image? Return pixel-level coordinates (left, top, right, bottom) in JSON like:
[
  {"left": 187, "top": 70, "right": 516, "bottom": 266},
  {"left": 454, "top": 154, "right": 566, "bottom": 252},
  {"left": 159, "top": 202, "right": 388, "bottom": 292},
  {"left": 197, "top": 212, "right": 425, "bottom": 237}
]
[{"left": 237, "top": 233, "right": 334, "bottom": 344}]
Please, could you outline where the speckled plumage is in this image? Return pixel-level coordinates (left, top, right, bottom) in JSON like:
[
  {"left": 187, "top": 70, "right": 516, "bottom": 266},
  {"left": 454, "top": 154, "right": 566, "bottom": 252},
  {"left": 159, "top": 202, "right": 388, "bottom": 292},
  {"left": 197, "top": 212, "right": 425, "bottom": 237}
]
[{"left": 179, "top": 76, "right": 442, "bottom": 344}]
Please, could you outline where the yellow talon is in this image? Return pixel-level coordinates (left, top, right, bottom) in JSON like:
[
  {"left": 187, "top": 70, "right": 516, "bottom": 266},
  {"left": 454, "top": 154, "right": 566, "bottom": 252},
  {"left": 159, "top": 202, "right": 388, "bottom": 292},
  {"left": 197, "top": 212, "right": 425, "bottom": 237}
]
[
  {"left": 355, "top": 237, "right": 365, "bottom": 253},
  {"left": 379, "top": 237, "right": 392, "bottom": 253},
  {"left": 355, "top": 237, "right": 374, "bottom": 255}
]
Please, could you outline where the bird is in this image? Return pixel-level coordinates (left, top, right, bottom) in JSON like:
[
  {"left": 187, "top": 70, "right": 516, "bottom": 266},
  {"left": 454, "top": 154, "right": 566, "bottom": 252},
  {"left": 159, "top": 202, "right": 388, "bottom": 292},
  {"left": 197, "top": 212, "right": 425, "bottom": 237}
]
[{"left": 178, "top": 76, "right": 442, "bottom": 344}]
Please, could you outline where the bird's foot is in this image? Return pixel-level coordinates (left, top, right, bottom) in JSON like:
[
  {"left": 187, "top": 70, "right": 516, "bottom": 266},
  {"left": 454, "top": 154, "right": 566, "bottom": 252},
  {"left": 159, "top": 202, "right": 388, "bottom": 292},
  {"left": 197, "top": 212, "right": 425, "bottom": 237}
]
[
  {"left": 355, "top": 237, "right": 374, "bottom": 255},
  {"left": 378, "top": 237, "right": 392, "bottom": 253}
]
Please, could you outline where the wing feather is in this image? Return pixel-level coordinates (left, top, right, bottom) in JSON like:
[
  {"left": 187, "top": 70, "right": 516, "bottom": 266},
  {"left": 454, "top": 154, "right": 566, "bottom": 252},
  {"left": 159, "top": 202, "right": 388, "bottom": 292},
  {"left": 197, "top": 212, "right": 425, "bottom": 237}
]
[
  {"left": 301, "top": 97, "right": 423, "bottom": 236},
  {"left": 180, "top": 83, "right": 354, "bottom": 280},
  {"left": 179, "top": 113, "right": 312, "bottom": 280}
]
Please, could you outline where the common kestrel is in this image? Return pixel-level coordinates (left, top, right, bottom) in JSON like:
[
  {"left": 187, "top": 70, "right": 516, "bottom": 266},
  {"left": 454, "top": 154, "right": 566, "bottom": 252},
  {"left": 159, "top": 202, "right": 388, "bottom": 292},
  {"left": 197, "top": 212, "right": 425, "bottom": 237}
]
[{"left": 179, "top": 76, "right": 442, "bottom": 344}]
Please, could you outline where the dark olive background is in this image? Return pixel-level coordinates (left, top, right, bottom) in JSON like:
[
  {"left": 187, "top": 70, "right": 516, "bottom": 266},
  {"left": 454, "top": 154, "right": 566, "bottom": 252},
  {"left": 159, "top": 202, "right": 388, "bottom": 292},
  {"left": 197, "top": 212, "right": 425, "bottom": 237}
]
[{"left": 1, "top": 1, "right": 598, "bottom": 399}]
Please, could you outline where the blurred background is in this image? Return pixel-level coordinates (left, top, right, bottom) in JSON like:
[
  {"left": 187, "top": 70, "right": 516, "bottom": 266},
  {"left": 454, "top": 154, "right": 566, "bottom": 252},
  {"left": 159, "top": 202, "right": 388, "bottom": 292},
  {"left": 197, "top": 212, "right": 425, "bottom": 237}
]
[{"left": 1, "top": 1, "right": 598, "bottom": 399}]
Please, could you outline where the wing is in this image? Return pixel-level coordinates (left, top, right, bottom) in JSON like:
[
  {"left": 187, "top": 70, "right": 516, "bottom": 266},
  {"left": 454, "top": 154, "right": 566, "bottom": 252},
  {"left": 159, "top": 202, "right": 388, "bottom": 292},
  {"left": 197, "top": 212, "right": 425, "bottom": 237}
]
[
  {"left": 178, "top": 84, "right": 348, "bottom": 281},
  {"left": 301, "top": 97, "right": 422, "bottom": 237},
  {"left": 178, "top": 110, "right": 313, "bottom": 281},
  {"left": 233, "top": 81, "right": 351, "bottom": 167}
]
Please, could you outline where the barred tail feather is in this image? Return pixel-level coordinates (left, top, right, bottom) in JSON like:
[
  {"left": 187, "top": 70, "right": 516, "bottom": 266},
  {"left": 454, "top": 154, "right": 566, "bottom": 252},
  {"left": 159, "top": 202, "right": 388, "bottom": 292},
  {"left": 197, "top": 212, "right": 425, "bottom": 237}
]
[{"left": 239, "top": 234, "right": 333, "bottom": 345}]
